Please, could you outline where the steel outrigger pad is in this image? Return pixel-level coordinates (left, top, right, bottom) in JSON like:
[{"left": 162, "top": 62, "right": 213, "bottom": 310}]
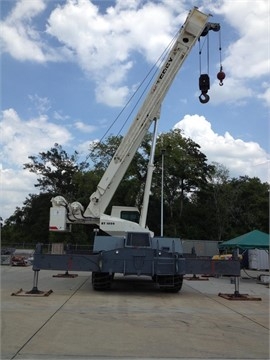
[
  {"left": 11, "top": 269, "right": 53, "bottom": 297},
  {"left": 218, "top": 292, "right": 262, "bottom": 301},
  {"left": 218, "top": 276, "right": 262, "bottom": 301}
]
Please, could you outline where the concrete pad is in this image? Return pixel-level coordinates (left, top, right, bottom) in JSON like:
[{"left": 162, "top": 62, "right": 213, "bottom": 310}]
[{"left": 1, "top": 266, "right": 269, "bottom": 359}]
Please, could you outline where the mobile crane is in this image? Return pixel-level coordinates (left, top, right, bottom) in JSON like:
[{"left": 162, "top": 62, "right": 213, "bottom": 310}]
[{"left": 33, "top": 8, "right": 240, "bottom": 292}]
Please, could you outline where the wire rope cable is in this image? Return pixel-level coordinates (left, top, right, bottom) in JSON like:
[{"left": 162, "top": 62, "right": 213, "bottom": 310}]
[{"left": 98, "top": 30, "right": 179, "bottom": 143}]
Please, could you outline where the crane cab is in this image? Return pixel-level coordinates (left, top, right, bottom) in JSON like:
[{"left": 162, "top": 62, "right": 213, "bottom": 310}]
[{"left": 110, "top": 206, "right": 140, "bottom": 224}]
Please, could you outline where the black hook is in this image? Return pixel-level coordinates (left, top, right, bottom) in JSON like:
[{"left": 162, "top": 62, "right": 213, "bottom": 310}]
[
  {"left": 199, "top": 93, "right": 210, "bottom": 104},
  {"left": 199, "top": 74, "right": 210, "bottom": 104}
]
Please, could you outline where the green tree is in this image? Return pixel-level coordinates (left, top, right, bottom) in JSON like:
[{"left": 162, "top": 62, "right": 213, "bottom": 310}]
[
  {"left": 189, "top": 170, "right": 269, "bottom": 240},
  {"left": 2, "top": 144, "right": 90, "bottom": 245},
  {"left": 2, "top": 193, "right": 51, "bottom": 245},
  {"left": 23, "top": 143, "right": 89, "bottom": 200},
  {"left": 228, "top": 176, "right": 269, "bottom": 236},
  {"left": 163, "top": 130, "right": 213, "bottom": 217},
  {"left": 150, "top": 129, "right": 214, "bottom": 236},
  {"left": 185, "top": 163, "right": 232, "bottom": 240}
]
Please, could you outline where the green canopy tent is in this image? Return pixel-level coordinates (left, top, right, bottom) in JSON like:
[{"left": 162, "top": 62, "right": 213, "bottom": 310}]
[{"left": 219, "top": 230, "right": 269, "bottom": 250}]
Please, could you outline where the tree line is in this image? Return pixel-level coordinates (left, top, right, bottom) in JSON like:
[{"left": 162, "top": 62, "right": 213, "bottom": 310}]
[{"left": 2, "top": 130, "right": 269, "bottom": 245}]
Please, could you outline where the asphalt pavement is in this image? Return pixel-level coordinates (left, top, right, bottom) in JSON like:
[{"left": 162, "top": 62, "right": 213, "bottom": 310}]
[{"left": 1, "top": 266, "right": 269, "bottom": 360}]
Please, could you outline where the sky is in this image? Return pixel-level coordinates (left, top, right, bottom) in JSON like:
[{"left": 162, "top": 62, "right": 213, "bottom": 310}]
[{"left": 0, "top": 0, "right": 269, "bottom": 222}]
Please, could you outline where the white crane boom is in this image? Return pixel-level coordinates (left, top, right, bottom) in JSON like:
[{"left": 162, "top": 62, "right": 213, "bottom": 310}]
[
  {"left": 84, "top": 8, "right": 209, "bottom": 218},
  {"left": 50, "top": 8, "right": 218, "bottom": 235}
]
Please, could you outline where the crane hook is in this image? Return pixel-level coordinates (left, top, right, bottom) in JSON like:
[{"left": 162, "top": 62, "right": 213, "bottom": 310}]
[
  {"left": 199, "top": 74, "right": 210, "bottom": 104},
  {"left": 217, "top": 66, "right": 226, "bottom": 86},
  {"left": 199, "top": 92, "right": 210, "bottom": 104}
]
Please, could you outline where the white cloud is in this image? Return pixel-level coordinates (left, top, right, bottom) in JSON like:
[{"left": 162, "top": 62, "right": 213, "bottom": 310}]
[
  {"left": 0, "top": 0, "right": 47, "bottom": 62},
  {"left": 0, "top": 20, "right": 46, "bottom": 62},
  {"left": 1, "top": 0, "right": 182, "bottom": 106},
  {"left": 174, "top": 114, "right": 269, "bottom": 182},
  {"left": 0, "top": 108, "right": 72, "bottom": 167},
  {"left": 45, "top": 0, "right": 183, "bottom": 105},
  {"left": 207, "top": 0, "right": 269, "bottom": 106},
  {"left": 257, "top": 82, "right": 270, "bottom": 107},
  {"left": 94, "top": 61, "right": 133, "bottom": 106},
  {"left": 28, "top": 94, "right": 51, "bottom": 114},
  {"left": 53, "top": 111, "right": 70, "bottom": 121},
  {"left": 1, "top": 0, "right": 268, "bottom": 108},
  {"left": 0, "top": 0, "right": 72, "bottom": 62},
  {"left": 95, "top": 83, "right": 130, "bottom": 107},
  {"left": 0, "top": 108, "right": 73, "bottom": 220},
  {"left": 206, "top": 78, "right": 254, "bottom": 106},
  {"left": 76, "top": 139, "right": 98, "bottom": 158},
  {"left": 210, "top": 0, "right": 268, "bottom": 77},
  {"left": 0, "top": 168, "right": 39, "bottom": 221},
  {"left": 74, "top": 121, "right": 97, "bottom": 133}
]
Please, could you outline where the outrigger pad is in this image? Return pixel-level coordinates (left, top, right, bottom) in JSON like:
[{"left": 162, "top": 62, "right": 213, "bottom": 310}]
[
  {"left": 53, "top": 272, "right": 78, "bottom": 278},
  {"left": 11, "top": 288, "right": 53, "bottom": 297},
  {"left": 218, "top": 293, "right": 262, "bottom": 301},
  {"left": 184, "top": 275, "right": 209, "bottom": 281}
]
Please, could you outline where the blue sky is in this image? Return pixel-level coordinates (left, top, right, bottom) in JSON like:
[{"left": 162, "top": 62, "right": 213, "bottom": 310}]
[{"left": 1, "top": 0, "right": 269, "bottom": 221}]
